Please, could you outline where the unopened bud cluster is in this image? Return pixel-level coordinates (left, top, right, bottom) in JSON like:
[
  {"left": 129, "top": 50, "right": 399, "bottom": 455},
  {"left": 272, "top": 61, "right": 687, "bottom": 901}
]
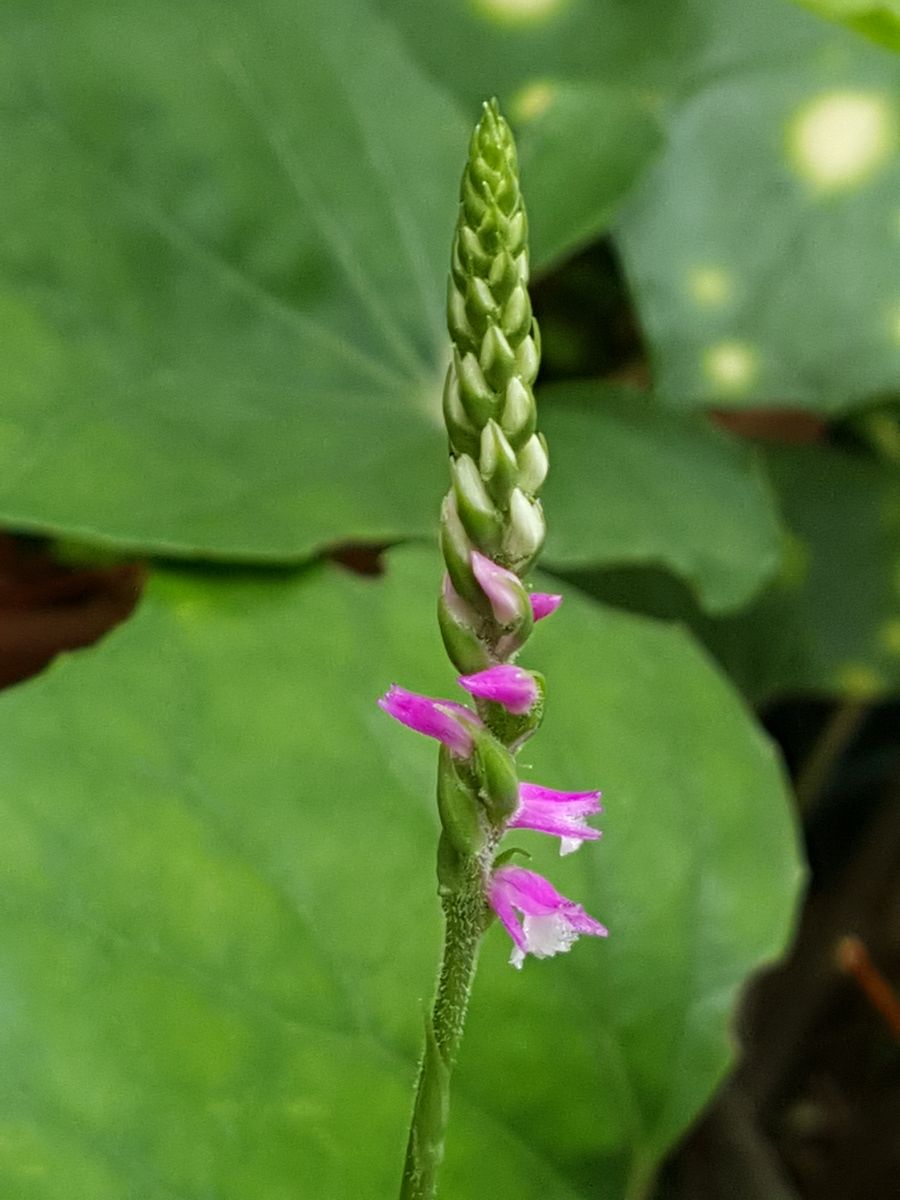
[{"left": 442, "top": 99, "right": 547, "bottom": 600}]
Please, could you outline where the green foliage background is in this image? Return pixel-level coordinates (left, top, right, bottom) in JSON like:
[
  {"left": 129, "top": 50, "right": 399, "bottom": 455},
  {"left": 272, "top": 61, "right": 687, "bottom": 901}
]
[{"left": 0, "top": 0, "right": 897, "bottom": 1196}]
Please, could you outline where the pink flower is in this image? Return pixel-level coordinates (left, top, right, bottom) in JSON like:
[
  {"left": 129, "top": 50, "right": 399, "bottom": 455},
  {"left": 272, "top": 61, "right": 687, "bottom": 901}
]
[
  {"left": 378, "top": 685, "right": 483, "bottom": 757},
  {"left": 489, "top": 866, "right": 608, "bottom": 969},
  {"left": 471, "top": 550, "right": 526, "bottom": 625},
  {"left": 457, "top": 664, "right": 538, "bottom": 715},
  {"left": 530, "top": 593, "right": 563, "bottom": 621},
  {"left": 508, "top": 782, "right": 602, "bottom": 855}
]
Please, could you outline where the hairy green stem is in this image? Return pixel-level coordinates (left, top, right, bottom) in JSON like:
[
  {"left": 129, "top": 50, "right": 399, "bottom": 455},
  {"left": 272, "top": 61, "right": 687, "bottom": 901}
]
[{"left": 400, "top": 856, "right": 488, "bottom": 1200}]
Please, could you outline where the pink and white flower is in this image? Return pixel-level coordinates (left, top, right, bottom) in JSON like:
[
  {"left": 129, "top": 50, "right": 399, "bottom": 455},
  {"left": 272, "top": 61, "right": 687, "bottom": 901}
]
[
  {"left": 378, "top": 685, "right": 483, "bottom": 758},
  {"left": 489, "top": 865, "right": 608, "bottom": 969},
  {"left": 508, "top": 782, "right": 602, "bottom": 855},
  {"left": 457, "top": 664, "right": 538, "bottom": 715}
]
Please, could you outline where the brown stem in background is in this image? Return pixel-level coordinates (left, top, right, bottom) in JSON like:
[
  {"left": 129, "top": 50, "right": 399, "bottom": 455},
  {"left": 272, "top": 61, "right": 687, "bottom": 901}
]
[{"left": 835, "top": 936, "right": 900, "bottom": 1042}]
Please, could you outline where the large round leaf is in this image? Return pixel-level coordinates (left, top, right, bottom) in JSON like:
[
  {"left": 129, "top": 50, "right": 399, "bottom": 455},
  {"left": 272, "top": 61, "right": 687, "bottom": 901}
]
[
  {"left": 0, "top": 546, "right": 802, "bottom": 1198},
  {"left": 616, "top": 34, "right": 900, "bottom": 411},
  {"left": 0, "top": 0, "right": 460, "bottom": 559},
  {"left": 381, "top": 0, "right": 900, "bottom": 412}
]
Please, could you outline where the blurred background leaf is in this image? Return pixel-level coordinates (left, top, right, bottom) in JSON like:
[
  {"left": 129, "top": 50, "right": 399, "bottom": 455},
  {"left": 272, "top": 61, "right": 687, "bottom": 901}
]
[
  {"left": 616, "top": 41, "right": 900, "bottom": 411},
  {"left": 540, "top": 384, "right": 781, "bottom": 613},
  {"left": 0, "top": 547, "right": 802, "bottom": 1199},
  {"left": 514, "top": 81, "right": 663, "bottom": 269},
  {"left": 382, "top": 0, "right": 900, "bottom": 411},
  {"left": 794, "top": 0, "right": 900, "bottom": 53},
  {"left": 560, "top": 442, "right": 900, "bottom": 703},
  {"left": 0, "top": 0, "right": 462, "bottom": 559}
]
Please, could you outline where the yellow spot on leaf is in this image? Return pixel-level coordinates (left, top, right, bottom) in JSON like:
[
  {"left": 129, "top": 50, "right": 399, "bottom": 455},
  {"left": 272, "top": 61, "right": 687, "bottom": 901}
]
[
  {"left": 835, "top": 663, "right": 884, "bottom": 699},
  {"left": 788, "top": 90, "right": 895, "bottom": 191},
  {"left": 472, "top": 0, "right": 568, "bottom": 26},
  {"left": 880, "top": 618, "right": 900, "bottom": 656},
  {"left": 703, "top": 340, "right": 758, "bottom": 393},
  {"left": 687, "top": 266, "right": 733, "bottom": 307},
  {"left": 511, "top": 80, "right": 557, "bottom": 123}
]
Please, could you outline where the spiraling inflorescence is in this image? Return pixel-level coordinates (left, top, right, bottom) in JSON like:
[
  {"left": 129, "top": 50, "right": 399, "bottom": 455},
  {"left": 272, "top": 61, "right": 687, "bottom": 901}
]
[{"left": 379, "top": 99, "right": 607, "bottom": 1200}]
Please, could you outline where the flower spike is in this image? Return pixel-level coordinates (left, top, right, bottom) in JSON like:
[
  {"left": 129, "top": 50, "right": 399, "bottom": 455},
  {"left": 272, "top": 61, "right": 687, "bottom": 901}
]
[
  {"left": 381, "top": 100, "right": 607, "bottom": 1197},
  {"left": 489, "top": 866, "right": 608, "bottom": 969}
]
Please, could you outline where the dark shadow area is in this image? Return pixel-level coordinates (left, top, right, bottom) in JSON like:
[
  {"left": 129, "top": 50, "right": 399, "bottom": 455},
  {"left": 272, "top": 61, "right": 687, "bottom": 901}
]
[{"left": 0, "top": 533, "right": 144, "bottom": 690}]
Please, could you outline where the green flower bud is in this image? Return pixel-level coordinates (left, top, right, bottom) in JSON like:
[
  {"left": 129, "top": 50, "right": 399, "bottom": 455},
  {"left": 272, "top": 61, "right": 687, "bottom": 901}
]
[
  {"left": 451, "top": 454, "right": 502, "bottom": 551},
  {"left": 480, "top": 419, "right": 518, "bottom": 507},
  {"left": 439, "top": 491, "right": 481, "bottom": 605},
  {"left": 516, "top": 433, "right": 549, "bottom": 496},
  {"left": 501, "top": 284, "right": 532, "bottom": 344},
  {"left": 472, "top": 729, "right": 519, "bottom": 824},
  {"left": 502, "top": 488, "right": 545, "bottom": 570},
  {"left": 456, "top": 350, "right": 495, "bottom": 429},
  {"left": 514, "top": 331, "right": 540, "bottom": 386},
  {"left": 477, "top": 671, "right": 546, "bottom": 753},
  {"left": 437, "top": 746, "right": 487, "bottom": 856},
  {"left": 466, "top": 275, "right": 499, "bottom": 334},
  {"left": 442, "top": 362, "right": 480, "bottom": 459},
  {"left": 436, "top": 830, "right": 465, "bottom": 896},
  {"left": 437, "top": 576, "right": 492, "bottom": 674},
  {"left": 479, "top": 324, "right": 517, "bottom": 393},
  {"left": 500, "top": 377, "right": 536, "bottom": 449},
  {"left": 447, "top": 278, "right": 476, "bottom": 354}
]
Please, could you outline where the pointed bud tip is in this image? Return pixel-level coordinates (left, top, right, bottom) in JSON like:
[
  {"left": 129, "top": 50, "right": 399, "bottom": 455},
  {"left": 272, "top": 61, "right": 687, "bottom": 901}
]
[{"left": 530, "top": 592, "right": 562, "bottom": 621}]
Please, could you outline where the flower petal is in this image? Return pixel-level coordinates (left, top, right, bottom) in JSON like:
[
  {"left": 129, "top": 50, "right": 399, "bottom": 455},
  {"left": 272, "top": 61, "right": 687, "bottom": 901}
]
[
  {"left": 530, "top": 593, "right": 563, "bottom": 621},
  {"left": 377, "top": 685, "right": 482, "bottom": 757},
  {"left": 518, "top": 782, "right": 602, "bottom": 812},
  {"left": 470, "top": 551, "right": 527, "bottom": 625},
  {"left": 510, "top": 783, "right": 603, "bottom": 853},
  {"left": 489, "top": 865, "right": 608, "bottom": 968},
  {"left": 457, "top": 664, "right": 538, "bottom": 715}
]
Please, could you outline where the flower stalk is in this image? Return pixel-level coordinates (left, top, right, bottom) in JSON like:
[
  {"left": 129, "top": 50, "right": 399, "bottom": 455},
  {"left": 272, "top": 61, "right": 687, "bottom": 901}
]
[{"left": 383, "top": 99, "right": 606, "bottom": 1200}]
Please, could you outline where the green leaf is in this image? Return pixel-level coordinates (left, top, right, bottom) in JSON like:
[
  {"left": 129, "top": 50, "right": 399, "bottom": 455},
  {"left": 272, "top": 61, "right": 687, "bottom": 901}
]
[
  {"left": 381, "top": 0, "right": 900, "bottom": 412},
  {"left": 0, "top": 0, "right": 461, "bottom": 559},
  {"left": 0, "top": 545, "right": 803, "bottom": 1197},
  {"left": 514, "top": 82, "right": 663, "bottom": 270},
  {"left": 614, "top": 6, "right": 900, "bottom": 411},
  {"left": 707, "top": 444, "right": 900, "bottom": 700},
  {"left": 540, "top": 383, "right": 782, "bottom": 612},
  {"left": 794, "top": 0, "right": 900, "bottom": 53},
  {"left": 566, "top": 444, "right": 900, "bottom": 702}
]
